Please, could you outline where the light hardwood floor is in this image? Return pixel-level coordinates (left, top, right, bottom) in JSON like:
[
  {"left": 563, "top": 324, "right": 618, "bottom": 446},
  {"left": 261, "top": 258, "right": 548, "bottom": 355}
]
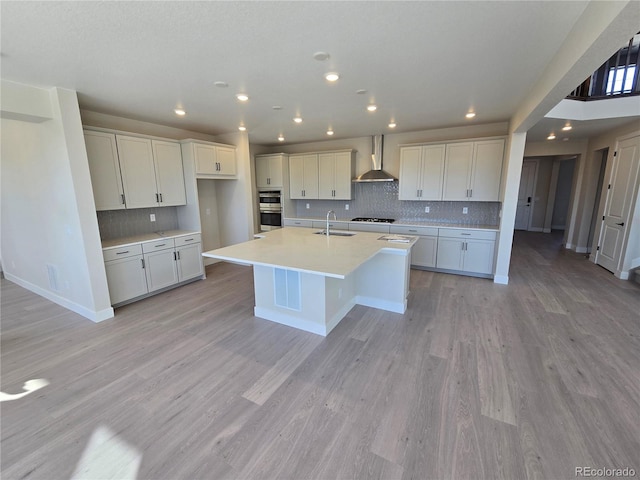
[{"left": 2, "top": 231, "right": 639, "bottom": 479}]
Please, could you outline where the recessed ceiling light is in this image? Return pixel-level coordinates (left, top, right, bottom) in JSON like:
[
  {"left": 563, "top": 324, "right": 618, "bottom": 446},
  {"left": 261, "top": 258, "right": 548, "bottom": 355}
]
[
  {"left": 278, "top": 135, "right": 285, "bottom": 142},
  {"left": 174, "top": 108, "right": 186, "bottom": 116},
  {"left": 272, "top": 106, "right": 283, "bottom": 110},
  {"left": 214, "top": 81, "right": 228, "bottom": 88},
  {"left": 562, "top": 124, "right": 572, "bottom": 131},
  {"left": 313, "top": 51, "right": 330, "bottom": 61},
  {"left": 327, "top": 130, "right": 334, "bottom": 136},
  {"left": 325, "top": 72, "right": 340, "bottom": 82},
  {"left": 238, "top": 125, "right": 246, "bottom": 131},
  {"left": 356, "top": 89, "right": 367, "bottom": 95},
  {"left": 547, "top": 133, "right": 556, "bottom": 140},
  {"left": 293, "top": 117, "right": 303, "bottom": 123},
  {"left": 236, "top": 94, "right": 249, "bottom": 102},
  {"left": 388, "top": 122, "right": 397, "bottom": 128},
  {"left": 465, "top": 112, "right": 476, "bottom": 119},
  {"left": 367, "top": 105, "right": 377, "bottom": 112}
]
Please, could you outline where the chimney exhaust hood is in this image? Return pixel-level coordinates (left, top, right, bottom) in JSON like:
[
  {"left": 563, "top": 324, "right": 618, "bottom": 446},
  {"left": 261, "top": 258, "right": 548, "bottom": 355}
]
[{"left": 353, "top": 135, "right": 397, "bottom": 182}]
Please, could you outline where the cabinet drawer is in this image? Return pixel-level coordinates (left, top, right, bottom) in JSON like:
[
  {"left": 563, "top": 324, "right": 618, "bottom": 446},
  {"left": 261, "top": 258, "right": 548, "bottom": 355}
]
[
  {"left": 142, "top": 238, "right": 175, "bottom": 253},
  {"left": 174, "top": 234, "right": 202, "bottom": 247},
  {"left": 103, "top": 244, "right": 143, "bottom": 262},
  {"left": 390, "top": 225, "right": 438, "bottom": 237},
  {"left": 438, "top": 228, "right": 496, "bottom": 241},
  {"left": 311, "top": 220, "right": 349, "bottom": 230},
  {"left": 348, "top": 223, "right": 391, "bottom": 233},
  {"left": 284, "top": 219, "right": 313, "bottom": 228}
]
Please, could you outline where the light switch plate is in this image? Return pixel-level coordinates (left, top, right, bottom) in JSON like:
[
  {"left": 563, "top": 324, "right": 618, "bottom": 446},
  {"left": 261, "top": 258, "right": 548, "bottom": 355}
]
[
  {"left": 150, "top": 214, "right": 156, "bottom": 222},
  {"left": 345, "top": 204, "right": 350, "bottom": 210},
  {"left": 425, "top": 206, "right": 430, "bottom": 213},
  {"left": 462, "top": 207, "right": 468, "bottom": 214},
  {"left": 306, "top": 203, "right": 310, "bottom": 209}
]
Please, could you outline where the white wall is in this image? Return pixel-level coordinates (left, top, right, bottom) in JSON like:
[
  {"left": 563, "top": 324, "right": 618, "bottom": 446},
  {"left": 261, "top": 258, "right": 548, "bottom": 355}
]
[{"left": 1, "top": 82, "right": 113, "bottom": 321}]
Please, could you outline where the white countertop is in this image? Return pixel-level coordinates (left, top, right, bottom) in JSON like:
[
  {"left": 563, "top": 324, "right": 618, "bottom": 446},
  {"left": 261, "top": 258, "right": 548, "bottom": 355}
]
[
  {"left": 102, "top": 230, "right": 200, "bottom": 249},
  {"left": 286, "top": 217, "right": 499, "bottom": 231},
  {"left": 202, "top": 227, "right": 417, "bottom": 279}
]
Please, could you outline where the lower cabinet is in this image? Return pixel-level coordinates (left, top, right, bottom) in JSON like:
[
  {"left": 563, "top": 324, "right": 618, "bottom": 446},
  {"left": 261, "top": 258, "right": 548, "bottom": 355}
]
[
  {"left": 348, "top": 222, "right": 390, "bottom": 233},
  {"left": 436, "top": 228, "right": 496, "bottom": 275},
  {"left": 390, "top": 225, "right": 438, "bottom": 268},
  {"left": 103, "top": 233, "right": 203, "bottom": 305}
]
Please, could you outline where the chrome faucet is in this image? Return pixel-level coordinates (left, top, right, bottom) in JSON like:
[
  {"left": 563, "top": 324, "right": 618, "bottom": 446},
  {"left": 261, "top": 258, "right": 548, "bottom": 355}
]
[{"left": 326, "top": 210, "right": 336, "bottom": 236}]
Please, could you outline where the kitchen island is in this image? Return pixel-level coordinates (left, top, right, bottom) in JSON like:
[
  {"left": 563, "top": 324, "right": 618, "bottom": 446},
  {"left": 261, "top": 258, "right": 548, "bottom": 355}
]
[{"left": 202, "top": 227, "right": 417, "bottom": 336}]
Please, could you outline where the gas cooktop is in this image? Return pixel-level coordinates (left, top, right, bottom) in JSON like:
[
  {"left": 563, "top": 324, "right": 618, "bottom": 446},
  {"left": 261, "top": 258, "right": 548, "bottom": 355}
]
[{"left": 350, "top": 217, "right": 396, "bottom": 223}]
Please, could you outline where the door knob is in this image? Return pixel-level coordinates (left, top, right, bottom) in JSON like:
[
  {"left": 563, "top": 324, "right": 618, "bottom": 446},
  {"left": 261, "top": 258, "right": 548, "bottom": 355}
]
[{"left": 616, "top": 222, "right": 625, "bottom": 226}]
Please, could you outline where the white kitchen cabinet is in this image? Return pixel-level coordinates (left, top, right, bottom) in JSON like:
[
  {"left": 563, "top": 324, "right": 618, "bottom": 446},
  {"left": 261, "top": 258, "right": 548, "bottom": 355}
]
[
  {"left": 103, "top": 245, "right": 148, "bottom": 304},
  {"left": 283, "top": 219, "right": 313, "bottom": 228},
  {"left": 436, "top": 228, "right": 496, "bottom": 275},
  {"left": 115, "top": 135, "right": 158, "bottom": 208},
  {"left": 398, "top": 145, "right": 445, "bottom": 201},
  {"left": 289, "top": 154, "right": 319, "bottom": 199},
  {"left": 348, "top": 222, "right": 391, "bottom": 234},
  {"left": 183, "top": 141, "right": 237, "bottom": 178},
  {"left": 151, "top": 140, "right": 187, "bottom": 206},
  {"left": 84, "top": 130, "right": 126, "bottom": 211},
  {"left": 175, "top": 234, "right": 204, "bottom": 281},
  {"left": 390, "top": 225, "right": 438, "bottom": 267},
  {"left": 255, "top": 154, "right": 285, "bottom": 188},
  {"left": 442, "top": 140, "right": 504, "bottom": 201},
  {"left": 142, "top": 238, "right": 179, "bottom": 293},
  {"left": 318, "top": 151, "right": 355, "bottom": 200}
]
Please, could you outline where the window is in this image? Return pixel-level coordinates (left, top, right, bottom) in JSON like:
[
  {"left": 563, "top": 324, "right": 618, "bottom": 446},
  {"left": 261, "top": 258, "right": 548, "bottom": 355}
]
[{"left": 606, "top": 65, "right": 637, "bottom": 95}]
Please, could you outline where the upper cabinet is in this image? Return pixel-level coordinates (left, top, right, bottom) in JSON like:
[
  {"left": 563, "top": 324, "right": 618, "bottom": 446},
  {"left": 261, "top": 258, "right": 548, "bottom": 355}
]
[
  {"left": 318, "top": 151, "right": 355, "bottom": 200},
  {"left": 289, "top": 154, "right": 319, "bottom": 199},
  {"left": 255, "top": 154, "right": 285, "bottom": 188},
  {"left": 84, "top": 130, "right": 186, "bottom": 211},
  {"left": 84, "top": 130, "right": 126, "bottom": 210},
  {"left": 182, "top": 141, "right": 237, "bottom": 178},
  {"left": 398, "top": 145, "right": 446, "bottom": 200},
  {"left": 399, "top": 138, "right": 504, "bottom": 202}
]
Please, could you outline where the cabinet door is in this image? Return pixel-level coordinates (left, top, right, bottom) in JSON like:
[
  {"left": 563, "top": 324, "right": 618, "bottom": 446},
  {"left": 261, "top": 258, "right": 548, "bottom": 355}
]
[
  {"left": 289, "top": 154, "right": 318, "bottom": 199},
  {"left": 216, "top": 146, "right": 237, "bottom": 176},
  {"left": 333, "top": 151, "right": 353, "bottom": 200},
  {"left": 411, "top": 236, "right": 438, "bottom": 268},
  {"left": 144, "top": 249, "right": 178, "bottom": 292},
  {"left": 84, "top": 131, "right": 125, "bottom": 210},
  {"left": 289, "top": 155, "right": 305, "bottom": 199},
  {"left": 442, "top": 142, "right": 473, "bottom": 201},
  {"left": 470, "top": 140, "right": 504, "bottom": 201},
  {"left": 116, "top": 135, "right": 158, "bottom": 208},
  {"left": 463, "top": 239, "right": 495, "bottom": 274},
  {"left": 420, "top": 145, "right": 446, "bottom": 200},
  {"left": 255, "top": 156, "right": 271, "bottom": 188},
  {"left": 152, "top": 140, "right": 186, "bottom": 206},
  {"left": 104, "top": 256, "right": 148, "bottom": 304},
  {"left": 436, "top": 237, "right": 465, "bottom": 270},
  {"left": 318, "top": 153, "right": 335, "bottom": 199},
  {"left": 268, "top": 155, "right": 284, "bottom": 188},
  {"left": 176, "top": 243, "right": 204, "bottom": 281},
  {"left": 194, "top": 143, "right": 217, "bottom": 175},
  {"left": 398, "top": 146, "right": 422, "bottom": 200},
  {"left": 302, "top": 154, "right": 319, "bottom": 199}
]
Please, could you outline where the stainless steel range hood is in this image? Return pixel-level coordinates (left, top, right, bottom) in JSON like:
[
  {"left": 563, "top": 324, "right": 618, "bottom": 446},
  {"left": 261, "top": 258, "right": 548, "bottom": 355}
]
[{"left": 353, "top": 135, "right": 397, "bottom": 182}]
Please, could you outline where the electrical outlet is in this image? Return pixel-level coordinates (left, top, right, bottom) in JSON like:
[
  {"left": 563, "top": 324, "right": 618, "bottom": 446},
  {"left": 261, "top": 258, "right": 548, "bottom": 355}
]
[
  {"left": 150, "top": 214, "right": 156, "bottom": 222},
  {"left": 345, "top": 204, "right": 350, "bottom": 210},
  {"left": 306, "top": 203, "right": 310, "bottom": 209},
  {"left": 425, "top": 206, "right": 430, "bottom": 213},
  {"left": 462, "top": 207, "right": 468, "bottom": 214}
]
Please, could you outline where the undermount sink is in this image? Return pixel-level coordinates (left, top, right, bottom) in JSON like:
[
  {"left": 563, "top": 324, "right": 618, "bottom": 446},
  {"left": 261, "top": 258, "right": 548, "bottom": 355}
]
[{"left": 314, "top": 230, "right": 355, "bottom": 237}]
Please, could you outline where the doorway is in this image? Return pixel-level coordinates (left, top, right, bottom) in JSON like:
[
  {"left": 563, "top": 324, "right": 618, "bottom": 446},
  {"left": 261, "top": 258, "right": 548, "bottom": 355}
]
[{"left": 515, "top": 160, "right": 537, "bottom": 230}]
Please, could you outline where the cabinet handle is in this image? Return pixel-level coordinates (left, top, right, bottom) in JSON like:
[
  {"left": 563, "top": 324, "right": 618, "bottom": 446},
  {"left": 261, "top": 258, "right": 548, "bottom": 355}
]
[
  {"left": 121, "top": 194, "right": 125, "bottom": 205},
  {"left": 408, "top": 230, "right": 417, "bottom": 233},
  {"left": 155, "top": 243, "right": 166, "bottom": 247},
  {"left": 173, "top": 251, "right": 177, "bottom": 261},
  {"left": 156, "top": 193, "right": 159, "bottom": 202},
  {"left": 461, "top": 233, "right": 471, "bottom": 236},
  {"left": 184, "top": 238, "right": 194, "bottom": 242},
  {"left": 141, "top": 258, "right": 145, "bottom": 269},
  {"left": 159, "top": 193, "right": 163, "bottom": 203},
  {"left": 177, "top": 251, "right": 181, "bottom": 260},
  {"left": 469, "top": 189, "right": 473, "bottom": 198},
  {"left": 116, "top": 250, "right": 129, "bottom": 255},
  {"left": 461, "top": 243, "right": 465, "bottom": 251}
]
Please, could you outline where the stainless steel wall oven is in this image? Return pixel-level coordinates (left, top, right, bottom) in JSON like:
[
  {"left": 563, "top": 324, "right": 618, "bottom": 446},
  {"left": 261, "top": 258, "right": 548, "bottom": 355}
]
[{"left": 258, "top": 190, "right": 282, "bottom": 231}]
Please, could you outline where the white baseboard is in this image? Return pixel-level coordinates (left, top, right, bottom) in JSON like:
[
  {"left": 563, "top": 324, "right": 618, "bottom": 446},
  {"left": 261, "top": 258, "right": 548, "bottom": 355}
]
[
  {"left": 355, "top": 295, "right": 406, "bottom": 314},
  {"left": 4, "top": 272, "right": 114, "bottom": 322},
  {"left": 543, "top": 228, "right": 551, "bottom": 233},
  {"left": 575, "top": 246, "right": 588, "bottom": 253},
  {"left": 493, "top": 274, "right": 509, "bottom": 285},
  {"left": 551, "top": 224, "right": 565, "bottom": 230},
  {"left": 528, "top": 227, "right": 543, "bottom": 232}
]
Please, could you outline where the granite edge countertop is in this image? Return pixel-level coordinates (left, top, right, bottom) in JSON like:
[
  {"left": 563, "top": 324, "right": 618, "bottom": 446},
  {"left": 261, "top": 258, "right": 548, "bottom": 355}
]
[
  {"left": 285, "top": 217, "right": 500, "bottom": 231},
  {"left": 101, "top": 230, "right": 201, "bottom": 249}
]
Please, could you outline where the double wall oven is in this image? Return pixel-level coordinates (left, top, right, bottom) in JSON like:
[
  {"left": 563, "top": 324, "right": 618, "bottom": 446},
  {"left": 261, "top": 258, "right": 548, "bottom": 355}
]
[{"left": 258, "top": 190, "right": 282, "bottom": 231}]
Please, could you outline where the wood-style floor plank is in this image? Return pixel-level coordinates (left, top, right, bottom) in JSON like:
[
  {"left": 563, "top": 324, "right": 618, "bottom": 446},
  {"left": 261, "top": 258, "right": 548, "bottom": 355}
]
[{"left": 2, "top": 231, "right": 639, "bottom": 479}]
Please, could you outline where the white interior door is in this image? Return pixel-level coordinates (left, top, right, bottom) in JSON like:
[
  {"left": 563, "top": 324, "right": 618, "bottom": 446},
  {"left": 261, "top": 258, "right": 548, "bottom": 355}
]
[
  {"left": 515, "top": 160, "right": 537, "bottom": 230},
  {"left": 596, "top": 135, "right": 640, "bottom": 273}
]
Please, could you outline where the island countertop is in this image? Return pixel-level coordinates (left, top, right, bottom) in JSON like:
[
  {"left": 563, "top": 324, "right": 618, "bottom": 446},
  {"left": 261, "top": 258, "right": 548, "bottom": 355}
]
[{"left": 202, "top": 227, "right": 417, "bottom": 279}]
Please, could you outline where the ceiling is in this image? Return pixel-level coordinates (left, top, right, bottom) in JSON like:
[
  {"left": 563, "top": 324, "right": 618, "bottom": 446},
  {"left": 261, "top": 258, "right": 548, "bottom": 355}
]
[{"left": 3, "top": 0, "right": 627, "bottom": 146}]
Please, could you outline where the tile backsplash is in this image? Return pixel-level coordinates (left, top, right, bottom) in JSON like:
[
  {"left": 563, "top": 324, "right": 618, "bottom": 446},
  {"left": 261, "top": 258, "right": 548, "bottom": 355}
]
[
  {"left": 293, "top": 182, "right": 501, "bottom": 225},
  {"left": 97, "top": 207, "right": 179, "bottom": 240}
]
